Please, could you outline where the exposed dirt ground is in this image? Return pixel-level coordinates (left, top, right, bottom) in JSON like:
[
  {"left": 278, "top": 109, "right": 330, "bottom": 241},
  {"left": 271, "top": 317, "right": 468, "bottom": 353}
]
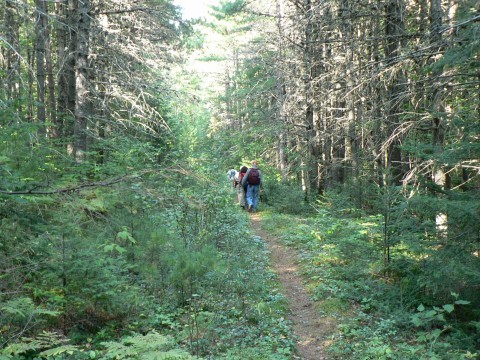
[{"left": 250, "top": 213, "right": 333, "bottom": 360}]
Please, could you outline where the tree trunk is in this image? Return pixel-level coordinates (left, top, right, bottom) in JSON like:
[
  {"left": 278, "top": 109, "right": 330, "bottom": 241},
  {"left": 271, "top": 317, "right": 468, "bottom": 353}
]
[
  {"left": 57, "top": 0, "right": 77, "bottom": 145},
  {"left": 429, "top": 0, "right": 449, "bottom": 239},
  {"left": 74, "top": 0, "right": 91, "bottom": 162},
  {"left": 369, "top": 1, "right": 385, "bottom": 187},
  {"left": 384, "top": 0, "right": 406, "bottom": 185},
  {"left": 44, "top": 1, "right": 58, "bottom": 138},
  {"left": 340, "top": 0, "right": 358, "bottom": 183},
  {"left": 35, "top": 0, "right": 47, "bottom": 136},
  {"left": 276, "top": 0, "right": 289, "bottom": 182},
  {"left": 56, "top": 0, "right": 67, "bottom": 134},
  {"left": 4, "top": 1, "right": 21, "bottom": 103},
  {"left": 303, "top": 0, "right": 324, "bottom": 194}
]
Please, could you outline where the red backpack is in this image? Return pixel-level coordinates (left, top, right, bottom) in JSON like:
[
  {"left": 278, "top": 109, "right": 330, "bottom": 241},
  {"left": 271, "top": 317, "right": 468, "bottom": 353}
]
[
  {"left": 247, "top": 168, "right": 260, "bottom": 185},
  {"left": 238, "top": 172, "right": 246, "bottom": 182}
]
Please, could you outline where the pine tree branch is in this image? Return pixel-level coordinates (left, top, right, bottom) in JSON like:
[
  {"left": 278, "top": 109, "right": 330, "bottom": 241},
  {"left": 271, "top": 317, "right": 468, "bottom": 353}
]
[
  {"left": 0, "top": 167, "right": 194, "bottom": 196},
  {"left": 440, "top": 15, "right": 480, "bottom": 33},
  {"left": 0, "top": 171, "right": 153, "bottom": 195},
  {"left": 96, "top": 7, "right": 154, "bottom": 15}
]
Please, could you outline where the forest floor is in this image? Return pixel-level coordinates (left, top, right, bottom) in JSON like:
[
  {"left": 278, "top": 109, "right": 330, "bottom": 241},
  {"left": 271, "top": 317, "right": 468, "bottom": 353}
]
[{"left": 250, "top": 213, "right": 334, "bottom": 360}]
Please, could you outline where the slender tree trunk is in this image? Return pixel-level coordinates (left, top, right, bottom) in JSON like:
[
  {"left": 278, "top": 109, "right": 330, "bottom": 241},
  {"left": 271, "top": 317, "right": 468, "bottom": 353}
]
[
  {"left": 429, "top": 0, "right": 449, "bottom": 239},
  {"left": 35, "top": 0, "right": 47, "bottom": 136},
  {"left": 0, "top": 2, "right": 4, "bottom": 97},
  {"left": 93, "top": 17, "right": 109, "bottom": 164},
  {"left": 278, "top": 133, "right": 288, "bottom": 181},
  {"left": 74, "top": 0, "right": 91, "bottom": 162},
  {"left": 234, "top": 48, "right": 242, "bottom": 131},
  {"left": 368, "top": 0, "right": 385, "bottom": 187},
  {"left": 276, "top": 0, "right": 289, "bottom": 182},
  {"left": 321, "top": 6, "right": 334, "bottom": 191},
  {"left": 384, "top": 0, "right": 406, "bottom": 185},
  {"left": 324, "top": 94, "right": 334, "bottom": 189},
  {"left": 311, "top": 1, "right": 325, "bottom": 195},
  {"left": 303, "top": 0, "right": 324, "bottom": 194},
  {"left": 44, "top": 1, "right": 58, "bottom": 138},
  {"left": 57, "top": 0, "right": 78, "bottom": 150},
  {"left": 67, "top": 0, "right": 77, "bottom": 119},
  {"left": 5, "top": 1, "right": 20, "bottom": 103},
  {"left": 56, "top": 0, "right": 67, "bottom": 134},
  {"left": 224, "top": 70, "right": 232, "bottom": 127},
  {"left": 340, "top": 0, "right": 358, "bottom": 184}
]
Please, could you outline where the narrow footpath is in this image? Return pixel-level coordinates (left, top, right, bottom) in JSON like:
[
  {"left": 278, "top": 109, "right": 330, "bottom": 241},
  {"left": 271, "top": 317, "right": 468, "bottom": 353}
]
[{"left": 250, "top": 214, "right": 331, "bottom": 360}]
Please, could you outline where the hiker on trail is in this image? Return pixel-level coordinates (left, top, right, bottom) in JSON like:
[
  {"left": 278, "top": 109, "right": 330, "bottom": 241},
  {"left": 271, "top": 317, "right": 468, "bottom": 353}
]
[
  {"left": 227, "top": 166, "right": 237, "bottom": 188},
  {"left": 235, "top": 166, "right": 248, "bottom": 209},
  {"left": 241, "top": 161, "right": 262, "bottom": 212}
]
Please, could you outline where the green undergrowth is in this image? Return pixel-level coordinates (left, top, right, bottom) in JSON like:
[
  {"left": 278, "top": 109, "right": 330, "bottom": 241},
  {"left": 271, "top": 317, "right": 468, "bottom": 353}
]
[
  {"left": 260, "top": 208, "right": 479, "bottom": 360},
  {"left": 1, "top": 181, "right": 296, "bottom": 359}
]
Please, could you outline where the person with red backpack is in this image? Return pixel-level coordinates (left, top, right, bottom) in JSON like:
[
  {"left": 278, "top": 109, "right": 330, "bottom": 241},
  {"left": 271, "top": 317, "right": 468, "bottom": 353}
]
[
  {"left": 235, "top": 166, "right": 248, "bottom": 209},
  {"left": 241, "top": 160, "right": 263, "bottom": 212}
]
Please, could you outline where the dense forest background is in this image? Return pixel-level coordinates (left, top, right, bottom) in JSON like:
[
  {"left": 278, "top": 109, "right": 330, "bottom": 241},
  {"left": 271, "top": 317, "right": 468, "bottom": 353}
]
[{"left": 1, "top": 0, "right": 479, "bottom": 359}]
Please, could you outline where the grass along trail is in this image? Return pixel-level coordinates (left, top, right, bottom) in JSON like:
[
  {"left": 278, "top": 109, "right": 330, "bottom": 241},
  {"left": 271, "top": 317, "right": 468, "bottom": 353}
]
[{"left": 250, "top": 213, "right": 332, "bottom": 360}]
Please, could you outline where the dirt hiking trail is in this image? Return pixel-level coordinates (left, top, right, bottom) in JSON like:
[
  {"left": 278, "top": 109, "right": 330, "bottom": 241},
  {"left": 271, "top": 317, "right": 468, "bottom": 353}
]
[{"left": 250, "top": 213, "right": 332, "bottom": 360}]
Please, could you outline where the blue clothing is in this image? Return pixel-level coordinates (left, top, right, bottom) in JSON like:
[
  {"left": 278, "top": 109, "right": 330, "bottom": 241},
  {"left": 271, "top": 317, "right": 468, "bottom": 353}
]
[
  {"left": 242, "top": 165, "right": 262, "bottom": 211},
  {"left": 246, "top": 184, "right": 260, "bottom": 210}
]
